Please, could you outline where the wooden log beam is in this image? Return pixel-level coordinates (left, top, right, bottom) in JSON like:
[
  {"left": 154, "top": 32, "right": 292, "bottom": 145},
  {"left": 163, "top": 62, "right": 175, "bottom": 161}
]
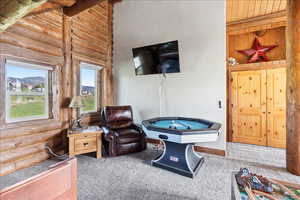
[
  {"left": 29, "top": 2, "right": 61, "bottom": 15},
  {"left": 227, "top": 11, "right": 287, "bottom": 35},
  {"left": 227, "top": 11, "right": 287, "bottom": 26},
  {"left": 29, "top": 0, "right": 77, "bottom": 15},
  {"left": 49, "top": 0, "right": 76, "bottom": 7},
  {"left": 286, "top": 0, "right": 300, "bottom": 176},
  {"left": 105, "top": 1, "right": 114, "bottom": 105},
  {"left": 0, "top": 0, "right": 47, "bottom": 32},
  {"left": 63, "top": 0, "right": 104, "bottom": 17}
]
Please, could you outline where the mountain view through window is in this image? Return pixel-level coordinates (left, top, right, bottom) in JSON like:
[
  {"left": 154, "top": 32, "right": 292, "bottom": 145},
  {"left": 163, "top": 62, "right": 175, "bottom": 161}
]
[
  {"left": 80, "top": 67, "right": 97, "bottom": 112},
  {"left": 6, "top": 63, "right": 49, "bottom": 122}
]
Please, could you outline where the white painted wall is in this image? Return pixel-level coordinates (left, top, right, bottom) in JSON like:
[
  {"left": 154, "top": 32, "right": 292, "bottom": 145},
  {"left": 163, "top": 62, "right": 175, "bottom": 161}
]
[{"left": 113, "top": 0, "right": 226, "bottom": 150}]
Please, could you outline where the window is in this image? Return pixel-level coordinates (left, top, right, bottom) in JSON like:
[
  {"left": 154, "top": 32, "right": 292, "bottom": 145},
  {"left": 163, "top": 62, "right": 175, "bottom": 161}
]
[
  {"left": 5, "top": 60, "right": 51, "bottom": 123},
  {"left": 80, "top": 62, "right": 102, "bottom": 113}
]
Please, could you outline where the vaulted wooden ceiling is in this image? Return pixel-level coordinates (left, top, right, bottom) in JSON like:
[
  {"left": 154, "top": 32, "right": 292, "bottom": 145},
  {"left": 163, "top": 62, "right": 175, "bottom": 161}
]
[
  {"left": 30, "top": 0, "right": 77, "bottom": 15},
  {"left": 227, "top": 0, "right": 287, "bottom": 23},
  {"left": 0, "top": 0, "right": 106, "bottom": 32},
  {"left": 1, "top": 0, "right": 288, "bottom": 33}
]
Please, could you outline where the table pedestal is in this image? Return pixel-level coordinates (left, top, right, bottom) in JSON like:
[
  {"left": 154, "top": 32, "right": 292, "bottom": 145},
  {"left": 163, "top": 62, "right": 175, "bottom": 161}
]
[{"left": 152, "top": 141, "right": 204, "bottom": 178}]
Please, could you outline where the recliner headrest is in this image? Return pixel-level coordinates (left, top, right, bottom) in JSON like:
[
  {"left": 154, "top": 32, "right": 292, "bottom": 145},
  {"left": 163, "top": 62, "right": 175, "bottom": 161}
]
[{"left": 103, "top": 106, "right": 133, "bottom": 128}]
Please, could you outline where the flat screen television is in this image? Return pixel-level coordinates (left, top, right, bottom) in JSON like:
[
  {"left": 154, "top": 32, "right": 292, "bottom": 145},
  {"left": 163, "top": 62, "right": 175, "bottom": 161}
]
[{"left": 132, "top": 40, "right": 180, "bottom": 76}]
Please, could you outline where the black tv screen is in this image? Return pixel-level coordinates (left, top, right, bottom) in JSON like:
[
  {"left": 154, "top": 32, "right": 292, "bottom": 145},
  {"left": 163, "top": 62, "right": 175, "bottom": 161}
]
[{"left": 132, "top": 40, "right": 180, "bottom": 76}]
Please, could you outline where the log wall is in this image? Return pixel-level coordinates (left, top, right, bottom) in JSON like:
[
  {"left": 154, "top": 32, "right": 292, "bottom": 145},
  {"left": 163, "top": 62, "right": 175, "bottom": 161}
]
[
  {"left": 286, "top": 0, "right": 300, "bottom": 176},
  {"left": 0, "top": 1, "right": 113, "bottom": 176},
  {"left": 70, "top": 2, "right": 113, "bottom": 125}
]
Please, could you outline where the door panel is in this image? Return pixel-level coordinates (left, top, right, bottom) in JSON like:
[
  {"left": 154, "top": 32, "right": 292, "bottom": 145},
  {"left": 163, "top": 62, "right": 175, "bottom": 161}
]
[
  {"left": 267, "top": 68, "right": 286, "bottom": 148},
  {"left": 231, "top": 70, "right": 267, "bottom": 145}
]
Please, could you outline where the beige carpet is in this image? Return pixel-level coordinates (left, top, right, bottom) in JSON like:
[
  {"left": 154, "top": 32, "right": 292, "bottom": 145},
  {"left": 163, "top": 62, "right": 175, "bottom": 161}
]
[{"left": 1, "top": 145, "right": 299, "bottom": 200}]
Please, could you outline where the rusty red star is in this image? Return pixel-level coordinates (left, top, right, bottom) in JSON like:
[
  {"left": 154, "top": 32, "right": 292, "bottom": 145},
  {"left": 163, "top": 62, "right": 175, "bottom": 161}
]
[{"left": 237, "top": 38, "right": 278, "bottom": 63}]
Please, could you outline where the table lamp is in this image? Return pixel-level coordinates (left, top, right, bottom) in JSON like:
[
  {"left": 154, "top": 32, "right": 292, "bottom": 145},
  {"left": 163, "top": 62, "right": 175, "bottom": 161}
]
[{"left": 69, "top": 96, "right": 84, "bottom": 129}]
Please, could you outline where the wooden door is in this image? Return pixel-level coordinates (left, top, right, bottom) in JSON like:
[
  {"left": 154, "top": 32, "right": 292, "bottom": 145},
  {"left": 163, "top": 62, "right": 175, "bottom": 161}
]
[
  {"left": 231, "top": 70, "right": 267, "bottom": 145},
  {"left": 267, "top": 68, "right": 286, "bottom": 148}
]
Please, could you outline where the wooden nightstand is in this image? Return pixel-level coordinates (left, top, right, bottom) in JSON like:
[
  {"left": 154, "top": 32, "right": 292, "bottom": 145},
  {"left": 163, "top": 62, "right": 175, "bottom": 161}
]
[{"left": 67, "top": 126, "right": 103, "bottom": 158}]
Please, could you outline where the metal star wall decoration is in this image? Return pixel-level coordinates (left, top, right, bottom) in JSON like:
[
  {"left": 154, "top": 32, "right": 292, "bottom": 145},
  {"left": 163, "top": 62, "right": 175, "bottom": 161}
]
[{"left": 237, "top": 38, "right": 278, "bottom": 63}]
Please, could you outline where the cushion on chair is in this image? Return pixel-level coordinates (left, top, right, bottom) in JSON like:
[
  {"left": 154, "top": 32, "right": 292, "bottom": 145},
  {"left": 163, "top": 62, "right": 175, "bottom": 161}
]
[
  {"left": 117, "top": 142, "right": 142, "bottom": 155},
  {"left": 109, "top": 121, "right": 133, "bottom": 129},
  {"left": 116, "top": 128, "right": 143, "bottom": 144}
]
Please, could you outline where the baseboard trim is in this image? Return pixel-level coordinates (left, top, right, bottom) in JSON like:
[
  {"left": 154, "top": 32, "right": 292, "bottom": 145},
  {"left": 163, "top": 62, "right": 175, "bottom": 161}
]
[
  {"left": 146, "top": 138, "right": 226, "bottom": 157},
  {"left": 194, "top": 146, "right": 226, "bottom": 157}
]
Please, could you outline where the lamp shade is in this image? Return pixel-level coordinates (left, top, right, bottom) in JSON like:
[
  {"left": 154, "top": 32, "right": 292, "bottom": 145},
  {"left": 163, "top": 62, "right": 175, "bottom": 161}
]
[{"left": 69, "top": 96, "right": 84, "bottom": 108}]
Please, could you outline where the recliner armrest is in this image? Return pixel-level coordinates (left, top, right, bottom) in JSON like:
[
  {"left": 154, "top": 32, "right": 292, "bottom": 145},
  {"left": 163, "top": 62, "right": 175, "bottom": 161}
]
[
  {"left": 131, "top": 124, "right": 146, "bottom": 136},
  {"left": 101, "top": 126, "right": 118, "bottom": 142}
]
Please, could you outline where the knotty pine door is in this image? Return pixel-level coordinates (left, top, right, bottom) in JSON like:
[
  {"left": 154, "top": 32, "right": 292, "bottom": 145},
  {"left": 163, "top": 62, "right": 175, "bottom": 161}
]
[
  {"left": 230, "top": 68, "right": 286, "bottom": 148},
  {"left": 231, "top": 70, "right": 267, "bottom": 146},
  {"left": 266, "top": 68, "right": 286, "bottom": 148}
]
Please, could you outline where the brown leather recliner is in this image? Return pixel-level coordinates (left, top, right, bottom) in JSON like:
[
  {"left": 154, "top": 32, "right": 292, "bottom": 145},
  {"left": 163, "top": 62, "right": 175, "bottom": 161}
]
[{"left": 101, "top": 105, "right": 147, "bottom": 157}]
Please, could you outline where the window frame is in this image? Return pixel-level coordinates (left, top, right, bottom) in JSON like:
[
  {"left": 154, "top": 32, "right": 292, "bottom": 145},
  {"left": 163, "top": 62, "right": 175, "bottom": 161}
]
[
  {"left": 4, "top": 59, "right": 53, "bottom": 123},
  {"left": 79, "top": 62, "right": 103, "bottom": 114}
]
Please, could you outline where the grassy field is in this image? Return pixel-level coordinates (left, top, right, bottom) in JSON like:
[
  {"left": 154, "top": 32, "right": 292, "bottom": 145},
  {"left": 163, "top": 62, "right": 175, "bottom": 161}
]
[
  {"left": 10, "top": 102, "right": 45, "bottom": 118},
  {"left": 9, "top": 95, "right": 96, "bottom": 119},
  {"left": 10, "top": 96, "right": 45, "bottom": 119},
  {"left": 82, "top": 95, "right": 96, "bottom": 112}
]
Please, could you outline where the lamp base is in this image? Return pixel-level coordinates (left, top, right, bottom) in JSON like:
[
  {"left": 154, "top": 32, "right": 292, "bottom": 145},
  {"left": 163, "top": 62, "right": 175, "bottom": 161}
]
[{"left": 71, "top": 117, "right": 83, "bottom": 129}]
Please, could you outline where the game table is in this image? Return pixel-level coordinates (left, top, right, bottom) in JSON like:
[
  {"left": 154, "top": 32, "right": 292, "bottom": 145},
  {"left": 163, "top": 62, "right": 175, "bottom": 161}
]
[{"left": 142, "top": 117, "right": 221, "bottom": 178}]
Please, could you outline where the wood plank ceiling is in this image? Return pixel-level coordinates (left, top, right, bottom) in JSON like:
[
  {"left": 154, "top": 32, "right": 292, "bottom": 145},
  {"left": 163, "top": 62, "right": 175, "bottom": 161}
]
[
  {"left": 0, "top": 0, "right": 105, "bottom": 32},
  {"left": 0, "top": 0, "right": 47, "bottom": 32},
  {"left": 0, "top": 0, "right": 78, "bottom": 32},
  {"left": 227, "top": 0, "right": 287, "bottom": 23}
]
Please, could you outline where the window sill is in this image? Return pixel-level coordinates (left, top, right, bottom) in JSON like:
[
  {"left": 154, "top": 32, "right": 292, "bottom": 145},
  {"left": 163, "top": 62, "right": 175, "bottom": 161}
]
[{"left": 5, "top": 115, "right": 50, "bottom": 124}]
